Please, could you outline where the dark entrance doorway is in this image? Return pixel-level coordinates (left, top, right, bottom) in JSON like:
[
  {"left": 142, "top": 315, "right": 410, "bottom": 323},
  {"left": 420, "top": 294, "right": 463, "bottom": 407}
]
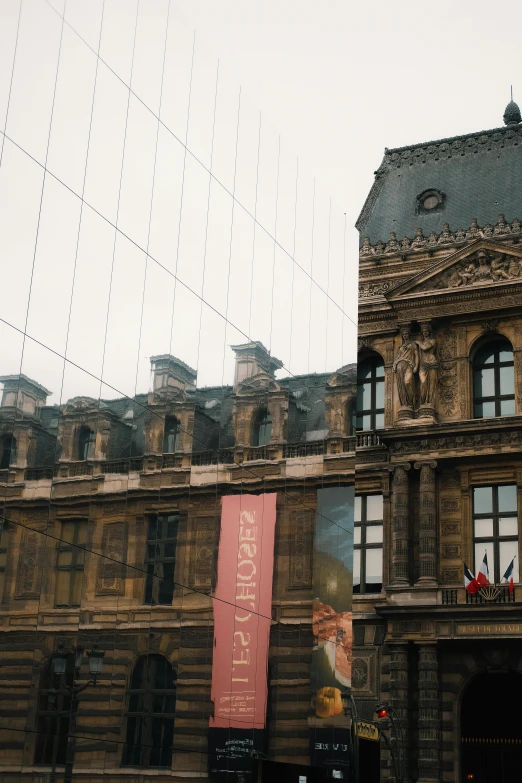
[
  {"left": 358, "top": 736, "right": 380, "bottom": 783},
  {"left": 461, "top": 670, "right": 522, "bottom": 782}
]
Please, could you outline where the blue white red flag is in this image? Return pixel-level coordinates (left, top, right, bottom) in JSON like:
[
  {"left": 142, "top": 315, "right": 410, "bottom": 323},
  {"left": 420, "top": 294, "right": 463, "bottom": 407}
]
[
  {"left": 463, "top": 563, "right": 479, "bottom": 595},
  {"left": 501, "top": 557, "right": 516, "bottom": 595},
  {"left": 477, "top": 551, "right": 490, "bottom": 587}
]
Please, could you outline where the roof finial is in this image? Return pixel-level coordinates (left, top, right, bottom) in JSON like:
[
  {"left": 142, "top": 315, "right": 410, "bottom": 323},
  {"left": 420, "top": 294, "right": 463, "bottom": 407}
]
[{"left": 504, "top": 89, "right": 521, "bottom": 126}]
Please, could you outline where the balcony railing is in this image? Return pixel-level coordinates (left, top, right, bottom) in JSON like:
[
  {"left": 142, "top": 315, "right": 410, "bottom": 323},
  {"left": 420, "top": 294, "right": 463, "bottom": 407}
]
[
  {"left": 283, "top": 442, "right": 326, "bottom": 458},
  {"left": 356, "top": 432, "right": 381, "bottom": 448},
  {"left": 442, "top": 585, "right": 516, "bottom": 605},
  {"left": 191, "top": 450, "right": 235, "bottom": 466}
]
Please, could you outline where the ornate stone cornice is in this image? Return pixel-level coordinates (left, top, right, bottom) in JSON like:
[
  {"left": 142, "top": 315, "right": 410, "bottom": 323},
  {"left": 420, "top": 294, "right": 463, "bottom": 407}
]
[{"left": 359, "top": 214, "right": 521, "bottom": 262}]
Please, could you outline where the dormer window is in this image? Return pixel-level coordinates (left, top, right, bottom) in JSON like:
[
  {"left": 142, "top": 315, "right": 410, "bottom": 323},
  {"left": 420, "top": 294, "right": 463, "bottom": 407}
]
[
  {"left": 78, "top": 426, "right": 95, "bottom": 461},
  {"left": 252, "top": 408, "right": 272, "bottom": 447},
  {"left": 163, "top": 417, "right": 180, "bottom": 454},
  {"left": 416, "top": 188, "right": 445, "bottom": 215},
  {"left": 0, "top": 434, "right": 17, "bottom": 469}
]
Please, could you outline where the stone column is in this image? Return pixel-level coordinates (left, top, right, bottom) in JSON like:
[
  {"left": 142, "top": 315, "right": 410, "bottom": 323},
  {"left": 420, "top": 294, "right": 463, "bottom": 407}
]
[
  {"left": 417, "top": 644, "right": 441, "bottom": 782},
  {"left": 389, "top": 643, "right": 410, "bottom": 782},
  {"left": 391, "top": 464, "right": 410, "bottom": 585},
  {"left": 415, "top": 461, "right": 438, "bottom": 585}
]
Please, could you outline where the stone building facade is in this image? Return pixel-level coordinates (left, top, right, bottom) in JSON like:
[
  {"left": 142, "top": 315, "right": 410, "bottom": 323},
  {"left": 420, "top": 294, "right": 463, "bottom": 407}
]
[
  {"left": 353, "top": 102, "right": 522, "bottom": 783},
  {"left": 0, "top": 344, "right": 355, "bottom": 781}
]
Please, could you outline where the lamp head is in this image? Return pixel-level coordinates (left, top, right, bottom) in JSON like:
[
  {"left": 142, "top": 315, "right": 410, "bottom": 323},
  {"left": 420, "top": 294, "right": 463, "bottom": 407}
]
[
  {"left": 374, "top": 703, "right": 389, "bottom": 719},
  {"left": 87, "top": 645, "right": 105, "bottom": 682},
  {"left": 51, "top": 644, "right": 69, "bottom": 677}
]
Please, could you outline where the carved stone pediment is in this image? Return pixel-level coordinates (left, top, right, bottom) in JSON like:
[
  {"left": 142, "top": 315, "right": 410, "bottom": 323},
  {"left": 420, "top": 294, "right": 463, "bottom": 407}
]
[
  {"left": 236, "top": 372, "right": 280, "bottom": 396},
  {"left": 327, "top": 364, "right": 357, "bottom": 389},
  {"left": 61, "top": 396, "right": 108, "bottom": 415},
  {"left": 386, "top": 240, "right": 522, "bottom": 299},
  {"left": 152, "top": 386, "right": 185, "bottom": 404}
]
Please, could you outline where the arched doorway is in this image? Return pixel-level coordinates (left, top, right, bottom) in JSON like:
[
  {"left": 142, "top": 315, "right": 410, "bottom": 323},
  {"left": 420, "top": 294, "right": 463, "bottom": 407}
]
[{"left": 461, "top": 670, "right": 522, "bottom": 782}]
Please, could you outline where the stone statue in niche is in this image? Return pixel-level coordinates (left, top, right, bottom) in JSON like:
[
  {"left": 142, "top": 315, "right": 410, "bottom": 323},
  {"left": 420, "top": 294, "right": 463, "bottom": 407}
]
[
  {"left": 393, "top": 327, "right": 419, "bottom": 413},
  {"left": 393, "top": 323, "right": 439, "bottom": 423},
  {"left": 417, "top": 323, "right": 439, "bottom": 416}
]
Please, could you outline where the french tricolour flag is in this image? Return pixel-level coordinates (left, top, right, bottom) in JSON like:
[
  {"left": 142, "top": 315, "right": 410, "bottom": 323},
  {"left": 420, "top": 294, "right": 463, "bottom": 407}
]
[
  {"left": 464, "top": 562, "right": 479, "bottom": 595},
  {"left": 501, "top": 557, "right": 516, "bottom": 595},
  {"left": 476, "top": 551, "right": 490, "bottom": 587}
]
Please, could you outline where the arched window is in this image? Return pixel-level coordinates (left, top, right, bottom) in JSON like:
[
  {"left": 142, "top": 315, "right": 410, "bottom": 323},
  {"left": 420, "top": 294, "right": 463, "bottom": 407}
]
[
  {"left": 252, "top": 408, "right": 272, "bottom": 446},
  {"left": 78, "top": 426, "right": 95, "bottom": 460},
  {"left": 0, "top": 434, "right": 16, "bottom": 469},
  {"left": 163, "top": 417, "right": 180, "bottom": 454},
  {"left": 356, "top": 355, "right": 384, "bottom": 430},
  {"left": 122, "top": 655, "right": 176, "bottom": 768},
  {"left": 34, "top": 653, "right": 75, "bottom": 766},
  {"left": 473, "top": 339, "right": 515, "bottom": 418}
]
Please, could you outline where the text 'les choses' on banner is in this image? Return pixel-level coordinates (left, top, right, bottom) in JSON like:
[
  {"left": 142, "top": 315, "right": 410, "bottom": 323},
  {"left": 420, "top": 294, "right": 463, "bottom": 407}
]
[{"left": 210, "top": 493, "right": 277, "bottom": 730}]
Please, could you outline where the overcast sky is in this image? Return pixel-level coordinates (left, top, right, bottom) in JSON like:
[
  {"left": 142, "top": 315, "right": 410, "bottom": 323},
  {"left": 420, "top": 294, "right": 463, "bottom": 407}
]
[
  {"left": 1, "top": 0, "right": 521, "bottom": 406},
  {"left": 173, "top": 0, "right": 522, "bottom": 230}
]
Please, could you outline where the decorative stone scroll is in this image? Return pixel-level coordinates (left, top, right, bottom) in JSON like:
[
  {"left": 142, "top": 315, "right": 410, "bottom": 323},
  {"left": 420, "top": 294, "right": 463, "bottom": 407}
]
[
  {"left": 288, "top": 509, "right": 314, "bottom": 589},
  {"left": 96, "top": 522, "right": 127, "bottom": 595},
  {"left": 191, "top": 517, "right": 218, "bottom": 591},
  {"left": 15, "top": 530, "right": 40, "bottom": 598}
]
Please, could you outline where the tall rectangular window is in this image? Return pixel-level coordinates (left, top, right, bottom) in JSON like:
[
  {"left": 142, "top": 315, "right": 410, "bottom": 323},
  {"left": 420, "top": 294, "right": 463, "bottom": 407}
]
[
  {"left": 354, "top": 494, "right": 383, "bottom": 593},
  {"left": 55, "top": 520, "right": 87, "bottom": 607},
  {"left": 473, "top": 485, "right": 519, "bottom": 583},
  {"left": 144, "top": 514, "right": 179, "bottom": 605}
]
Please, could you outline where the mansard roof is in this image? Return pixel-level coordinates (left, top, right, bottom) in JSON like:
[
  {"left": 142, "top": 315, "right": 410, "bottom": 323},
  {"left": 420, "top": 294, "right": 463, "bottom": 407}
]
[{"left": 356, "top": 121, "right": 522, "bottom": 247}]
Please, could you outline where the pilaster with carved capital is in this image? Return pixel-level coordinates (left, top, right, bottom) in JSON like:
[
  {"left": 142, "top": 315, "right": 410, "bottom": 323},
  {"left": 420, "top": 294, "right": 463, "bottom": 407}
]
[
  {"left": 415, "top": 461, "right": 438, "bottom": 585},
  {"left": 390, "top": 464, "right": 410, "bottom": 585},
  {"left": 417, "top": 644, "right": 441, "bottom": 782}
]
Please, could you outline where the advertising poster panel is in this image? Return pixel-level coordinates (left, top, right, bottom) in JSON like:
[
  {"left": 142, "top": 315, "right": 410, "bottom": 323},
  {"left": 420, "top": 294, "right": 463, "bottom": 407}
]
[
  {"left": 309, "top": 485, "right": 354, "bottom": 774},
  {"left": 209, "top": 493, "right": 277, "bottom": 781}
]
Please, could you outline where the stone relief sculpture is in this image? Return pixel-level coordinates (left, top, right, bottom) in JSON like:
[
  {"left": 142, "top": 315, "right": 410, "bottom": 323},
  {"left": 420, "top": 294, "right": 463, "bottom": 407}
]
[
  {"left": 393, "top": 327, "right": 419, "bottom": 412},
  {"left": 417, "top": 324, "right": 439, "bottom": 415},
  {"left": 393, "top": 324, "right": 439, "bottom": 422},
  {"left": 419, "top": 249, "right": 522, "bottom": 292}
]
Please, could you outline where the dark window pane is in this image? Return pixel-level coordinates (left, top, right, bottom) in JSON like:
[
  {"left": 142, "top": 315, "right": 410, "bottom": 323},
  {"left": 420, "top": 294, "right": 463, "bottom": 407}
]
[
  {"left": 498, "top": 485, "right": 517, "bottom": 513},
  {"left": 475, "top": 346, "right": 496, "bottom": 364},
  {"left": 500, "top": 398, "right": 515, "bottom": 416},
  {"left": 357, "top": 362, "right": 373, "bottom": 380},
  {"left": 158, "top": 562, "right": 174, "bottom": 604},
  {"left": 475, "top": 400, "right": 495, "bottom": 418},
  {"left": 124, "top": 656, "right": 175, "bottom": 769},
  {"left": 498, "top": 347, "right": 514, "bottom": 363},
  {"left": 375, "top": 381, "right": 384, "bottom": 409},
  {"left": 360, "top": 383, "right": 372, "bottom": 411},
  {"left": 474, "top": 367, "right": 495, "bottom": 398},
  {"left": 499, "top": 365, "right": 515, "bottom": 395},
  {"left": 474, "top": 486, "right": 493, "bottom": 514}
]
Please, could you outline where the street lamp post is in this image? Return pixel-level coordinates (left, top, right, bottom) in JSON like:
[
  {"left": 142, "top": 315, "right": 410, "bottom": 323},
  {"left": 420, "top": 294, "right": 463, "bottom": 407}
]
[
  {"left": 375, "top": 703, "right": 404, "bottom": 783},
  {"left": 341, "top": 688, "right": 359, "bottom": 783},
  {"left": 50, "top": 644, "right": 105, "bottom": 783}
]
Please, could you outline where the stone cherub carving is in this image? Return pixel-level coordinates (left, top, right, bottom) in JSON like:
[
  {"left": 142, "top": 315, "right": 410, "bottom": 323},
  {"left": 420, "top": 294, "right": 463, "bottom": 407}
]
[{"left": 393, "top": 324, "right": 439, "bottom": 420}]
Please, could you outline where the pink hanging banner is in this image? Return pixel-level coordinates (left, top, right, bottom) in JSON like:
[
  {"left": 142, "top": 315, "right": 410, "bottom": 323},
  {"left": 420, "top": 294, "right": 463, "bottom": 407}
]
[{"left": 210, "top": 493, "right": 277, "bottom": 730}]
